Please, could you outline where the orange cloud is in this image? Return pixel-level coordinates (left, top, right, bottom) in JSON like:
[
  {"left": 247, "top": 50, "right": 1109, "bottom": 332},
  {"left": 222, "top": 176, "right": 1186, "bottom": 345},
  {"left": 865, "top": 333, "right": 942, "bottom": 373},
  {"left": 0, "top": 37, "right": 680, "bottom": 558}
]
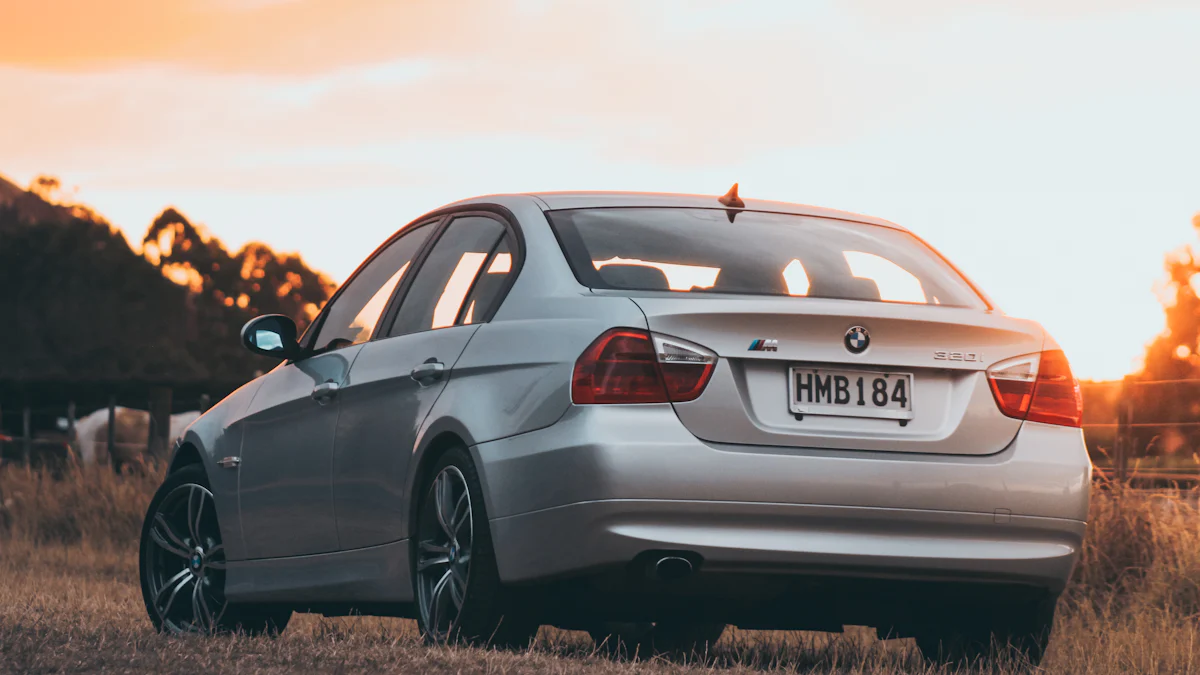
[
  {"left": 6, "top": 0, "right": 1195, "bottom": 176},
  {"left": 0, "top": 0, "right": 498, "bottom": 74},
  {"left": 0, "top": 2, "right": 885, "bottom": 170}
]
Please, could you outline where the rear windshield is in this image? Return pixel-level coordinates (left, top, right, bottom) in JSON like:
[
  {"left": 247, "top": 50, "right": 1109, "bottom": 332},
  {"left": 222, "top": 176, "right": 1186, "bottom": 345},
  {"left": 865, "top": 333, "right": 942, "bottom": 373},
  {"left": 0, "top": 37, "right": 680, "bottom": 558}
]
[{"left": 547, "top": 207, "right": 986, "bottom": 309}]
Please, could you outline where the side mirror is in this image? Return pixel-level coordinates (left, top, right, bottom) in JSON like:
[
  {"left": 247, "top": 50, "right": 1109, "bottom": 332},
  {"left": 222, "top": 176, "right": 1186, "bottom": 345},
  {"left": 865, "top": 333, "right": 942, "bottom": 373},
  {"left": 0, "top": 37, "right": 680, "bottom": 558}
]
[{"left": 241, "top": 314, "right": 301, "bottom": 360}]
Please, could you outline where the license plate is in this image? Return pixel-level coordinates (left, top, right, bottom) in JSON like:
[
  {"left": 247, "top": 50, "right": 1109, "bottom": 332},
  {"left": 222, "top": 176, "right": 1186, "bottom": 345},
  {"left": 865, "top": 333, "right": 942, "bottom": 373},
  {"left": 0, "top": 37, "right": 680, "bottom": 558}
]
[{"left": 788, "top": 367, "right": 914, "bottom": 420}]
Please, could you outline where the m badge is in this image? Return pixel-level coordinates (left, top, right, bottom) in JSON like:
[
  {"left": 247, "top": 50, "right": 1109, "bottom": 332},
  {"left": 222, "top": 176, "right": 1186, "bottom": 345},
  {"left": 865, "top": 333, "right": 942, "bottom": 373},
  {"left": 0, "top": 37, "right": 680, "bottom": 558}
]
[{"left": 749, "top": 339, "right": 778, "bottom": 352}]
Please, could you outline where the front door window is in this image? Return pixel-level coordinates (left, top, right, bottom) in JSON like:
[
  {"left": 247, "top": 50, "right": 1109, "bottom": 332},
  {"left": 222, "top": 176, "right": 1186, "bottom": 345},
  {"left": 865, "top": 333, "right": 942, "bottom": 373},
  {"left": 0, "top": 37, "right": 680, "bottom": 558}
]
[{"left": 312, "top": 224, "right": 432, "bottom": 350}]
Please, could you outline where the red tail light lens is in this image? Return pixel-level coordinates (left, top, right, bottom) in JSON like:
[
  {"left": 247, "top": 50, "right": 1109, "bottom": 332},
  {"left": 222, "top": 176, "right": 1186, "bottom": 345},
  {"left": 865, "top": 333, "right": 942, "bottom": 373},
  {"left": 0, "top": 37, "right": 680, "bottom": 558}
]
[
  {"left": 572, "top": 329, "right": 667, "bottom": 404},
  {"left": 1026, "top": 350, "right": 1083, "bottom": 427},
  {"left": 572, "top": 328, "right": 717, "bottom": 404},
  {"left": 986, "top": 349, "right": 1082, "bottom": 427}
]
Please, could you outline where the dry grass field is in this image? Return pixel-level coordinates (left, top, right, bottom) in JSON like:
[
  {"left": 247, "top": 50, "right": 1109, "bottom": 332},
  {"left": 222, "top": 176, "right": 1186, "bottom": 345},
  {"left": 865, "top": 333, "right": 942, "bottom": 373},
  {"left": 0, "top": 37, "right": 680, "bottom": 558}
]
[{"left": 1, "top": 465, "right": 1198, "bottom": 675}]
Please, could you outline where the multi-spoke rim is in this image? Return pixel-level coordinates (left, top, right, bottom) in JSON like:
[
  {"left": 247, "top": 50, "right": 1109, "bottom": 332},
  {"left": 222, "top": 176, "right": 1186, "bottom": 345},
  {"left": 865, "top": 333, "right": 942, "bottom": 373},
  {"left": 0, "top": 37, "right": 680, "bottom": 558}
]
[
  {"left": 416, "top": 466, "right": 473, "bottom": 641},
  {"left": 144, "top": 483, "right": 227, "bottom": 634}
]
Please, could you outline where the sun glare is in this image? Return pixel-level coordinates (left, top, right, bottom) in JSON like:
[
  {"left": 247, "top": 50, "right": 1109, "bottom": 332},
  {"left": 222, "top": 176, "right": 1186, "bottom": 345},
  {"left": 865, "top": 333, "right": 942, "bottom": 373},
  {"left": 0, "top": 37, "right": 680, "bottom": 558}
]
[
  {"left": 161, "top": 262, "right": 205, "bottom": 293},
  {"left": 782, "top": 259, "right": 810, "bottom": 296},
  {"left": 432, "top": 253, "right": 489, "bottom": 329},
  {"left": 488, "top": 253, "right": 512, "bottom": 274},
  {"left": 843, "top": 251, "right": 926, "bottom": 304},
  {"left": 348, "top": 261, "right": 409, "bottom": 339}
]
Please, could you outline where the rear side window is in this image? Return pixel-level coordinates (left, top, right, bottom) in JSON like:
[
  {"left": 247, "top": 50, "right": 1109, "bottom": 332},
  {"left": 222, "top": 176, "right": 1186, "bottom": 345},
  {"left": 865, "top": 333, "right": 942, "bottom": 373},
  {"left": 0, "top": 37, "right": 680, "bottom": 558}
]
[
  {"left": 460, "top": 235, "right": 514, "bottom": 325},
  {"left": 388, "top": 216, "right": 507, "bottom": 336},
  {"left": 547, "top": 207, "right": 985, "bottom": 309}
]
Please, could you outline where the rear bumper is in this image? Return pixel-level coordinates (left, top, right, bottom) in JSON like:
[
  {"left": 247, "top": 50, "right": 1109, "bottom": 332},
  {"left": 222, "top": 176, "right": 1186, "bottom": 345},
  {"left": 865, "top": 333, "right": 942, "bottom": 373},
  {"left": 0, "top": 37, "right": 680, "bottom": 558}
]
[
  {"left": 473, "top": 404, "right": 1089, "bottom": 592},
  {"left": 490, "top": 499, "right": 1084, "bottom": 592}
]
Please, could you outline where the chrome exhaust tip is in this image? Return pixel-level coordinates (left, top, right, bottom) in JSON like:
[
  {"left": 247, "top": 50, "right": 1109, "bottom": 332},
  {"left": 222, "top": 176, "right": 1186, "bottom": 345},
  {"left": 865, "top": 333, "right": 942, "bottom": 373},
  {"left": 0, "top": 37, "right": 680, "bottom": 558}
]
[{"left": 653, "top": 555, "right": 694, "bottom": 581}]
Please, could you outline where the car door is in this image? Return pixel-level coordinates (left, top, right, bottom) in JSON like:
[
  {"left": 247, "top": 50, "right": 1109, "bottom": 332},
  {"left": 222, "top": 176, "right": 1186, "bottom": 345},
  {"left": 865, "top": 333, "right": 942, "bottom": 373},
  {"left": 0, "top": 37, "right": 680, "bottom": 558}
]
[
  {"left": 236, "top": 222, "right": 435, "bottom": 559},
  {"left": 333, "top": 214, "right": 515, "bottom": 550}
]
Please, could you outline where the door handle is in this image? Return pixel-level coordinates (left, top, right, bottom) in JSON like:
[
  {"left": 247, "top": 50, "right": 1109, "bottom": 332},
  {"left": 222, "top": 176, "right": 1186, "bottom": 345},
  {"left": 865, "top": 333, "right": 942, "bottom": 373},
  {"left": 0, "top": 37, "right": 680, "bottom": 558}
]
[
  {"left": 410, "top": 361, "right": 445, "bottom": 385},
  {"left": 311, "top": 380, "right": 340, "bottom": 404}
]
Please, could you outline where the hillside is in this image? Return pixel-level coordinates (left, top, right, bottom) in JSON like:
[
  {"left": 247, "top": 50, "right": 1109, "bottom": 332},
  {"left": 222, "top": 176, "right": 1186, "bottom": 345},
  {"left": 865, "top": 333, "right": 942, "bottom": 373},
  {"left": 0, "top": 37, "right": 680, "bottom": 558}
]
[
  {"left": 0, "top": 173, "right": 22, "bottom": 202},
  {"left": 0, "top": 174, "right": 334, "bottom": 405},
  {"left": 0, "top": 173, "right": 95, "bottom": 226}
]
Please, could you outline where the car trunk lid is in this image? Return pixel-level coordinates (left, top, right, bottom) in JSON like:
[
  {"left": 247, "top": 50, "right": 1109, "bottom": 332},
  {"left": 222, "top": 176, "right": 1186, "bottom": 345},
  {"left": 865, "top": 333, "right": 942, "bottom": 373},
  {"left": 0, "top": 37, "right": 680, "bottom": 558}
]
[{"left": 631, "top": 295, "right": 1044, "bottom": 456}]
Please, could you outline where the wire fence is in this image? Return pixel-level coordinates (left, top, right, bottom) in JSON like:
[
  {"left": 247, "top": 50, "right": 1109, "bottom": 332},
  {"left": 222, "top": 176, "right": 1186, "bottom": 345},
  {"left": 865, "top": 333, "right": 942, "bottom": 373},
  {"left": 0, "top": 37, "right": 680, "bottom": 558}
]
[
  {"left": 1080, "top": 377, "right": 1200, "bottom": 487},
  {"left": 3, "top": 378, "right": 1200, "bottom": 484},
  {"left": 0, "top": 394, "right": 213, "bottom": 470}
]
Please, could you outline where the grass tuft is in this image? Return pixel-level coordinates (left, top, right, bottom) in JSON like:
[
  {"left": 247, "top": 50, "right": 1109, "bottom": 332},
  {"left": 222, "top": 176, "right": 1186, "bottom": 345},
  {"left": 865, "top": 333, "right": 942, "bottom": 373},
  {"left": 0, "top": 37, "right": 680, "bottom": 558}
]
[{"left": 0, "top": 461, "right": 161, "bottom": 549}]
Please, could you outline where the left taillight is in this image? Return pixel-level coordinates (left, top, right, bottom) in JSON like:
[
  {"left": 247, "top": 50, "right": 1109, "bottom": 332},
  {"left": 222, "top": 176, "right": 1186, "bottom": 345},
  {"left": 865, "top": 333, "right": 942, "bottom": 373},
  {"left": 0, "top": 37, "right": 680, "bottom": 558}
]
[
  {"left": 571, "top": 328, "right": 717, "bottom": 404},
  {"left": 652, "top": 333, "right": 718, "bottom": 402}
]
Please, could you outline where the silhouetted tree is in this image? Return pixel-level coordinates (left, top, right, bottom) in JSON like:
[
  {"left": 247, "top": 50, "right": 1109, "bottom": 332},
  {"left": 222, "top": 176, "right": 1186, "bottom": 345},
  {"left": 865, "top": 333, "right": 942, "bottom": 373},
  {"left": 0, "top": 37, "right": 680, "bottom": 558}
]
[
  {"left": 1125, "top": 213, "right": 1200, "bottom": 471},
  {"left": 1142, "top": 214, "right": 1200, "bottom": 382},
  {"left": 0, "top": 174, "right": 334, "bottom": 404},
  {"left": 142, "top": 208, "right": 333, "bottom": 335}
]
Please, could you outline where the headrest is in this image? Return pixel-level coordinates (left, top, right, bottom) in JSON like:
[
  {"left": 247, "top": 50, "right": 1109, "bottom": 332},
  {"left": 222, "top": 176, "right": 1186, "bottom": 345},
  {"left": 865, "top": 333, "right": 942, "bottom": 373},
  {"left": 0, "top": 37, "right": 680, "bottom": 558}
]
[{"left": 598, "top": 264, "right": 672, "bottom": 291}]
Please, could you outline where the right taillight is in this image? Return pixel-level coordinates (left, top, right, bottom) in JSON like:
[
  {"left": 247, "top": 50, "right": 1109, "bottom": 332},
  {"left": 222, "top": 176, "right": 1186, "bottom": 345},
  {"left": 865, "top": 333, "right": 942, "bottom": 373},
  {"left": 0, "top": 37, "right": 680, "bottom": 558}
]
[
  {"left": 572, "top": 328, "right": 717, "bottom": 404},
  {"left": 986, "top": 349, "right": 1082, "bottom": 427}
]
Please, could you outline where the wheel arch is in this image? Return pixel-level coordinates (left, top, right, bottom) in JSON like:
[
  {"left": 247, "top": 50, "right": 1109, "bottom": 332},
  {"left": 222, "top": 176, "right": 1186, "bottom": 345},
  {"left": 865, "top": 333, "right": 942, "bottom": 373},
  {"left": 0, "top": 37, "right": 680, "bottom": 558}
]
[
  {"left": 167, "top": 441, "right": 205, "bottom": 475},
  {"left": 407, "top": 416, "right": 495, "bottom": 541},
  {"left": 164, "top": 430, "right": 244, "bottom": 559},
  {"left": 408, "top": 429, "right": 468, "bottom": 537}
]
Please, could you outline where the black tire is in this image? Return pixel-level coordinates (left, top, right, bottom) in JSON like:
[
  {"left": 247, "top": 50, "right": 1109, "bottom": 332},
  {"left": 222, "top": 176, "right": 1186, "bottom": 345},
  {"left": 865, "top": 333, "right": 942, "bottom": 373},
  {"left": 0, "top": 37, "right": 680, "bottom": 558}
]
[
  {"left": 589, "top": 620, "right": 726, "bottom": 658},
  {"left": 412, "top": 447, "right": 538, "bottom": 648},
  {"left": 139, "top": 464, "right": 291, "bottom": 636},
  {"left": 914, "top": 594, "right": 1056, "bottom": 667}
]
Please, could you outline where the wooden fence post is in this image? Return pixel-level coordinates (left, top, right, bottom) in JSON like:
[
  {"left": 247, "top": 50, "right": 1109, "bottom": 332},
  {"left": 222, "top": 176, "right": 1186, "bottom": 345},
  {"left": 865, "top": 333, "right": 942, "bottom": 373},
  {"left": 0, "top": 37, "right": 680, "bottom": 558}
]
[
  {"left": 21, "top": 406, "right": 31, "bottom": 466},
  {"left": 145, "top": 396, "right": 155, "bottom": 455},
  {"left": 67, "top": 401, "right": 77, "bottom": 462},
  {"left": 1116, "top": 376, "right": 1133, "bottom": 484},
  {"left": 106, "top": 396, "right": 117, "bottom": 471},
  {"left": 148, "top": 387, "right": 173, "bottom": 459}
]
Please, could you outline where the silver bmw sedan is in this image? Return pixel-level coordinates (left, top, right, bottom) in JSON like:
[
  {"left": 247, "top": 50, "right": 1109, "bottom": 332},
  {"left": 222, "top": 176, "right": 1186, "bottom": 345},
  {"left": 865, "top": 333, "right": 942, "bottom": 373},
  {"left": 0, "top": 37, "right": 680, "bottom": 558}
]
[{"left": 139, "top": 189, "right": 1089, "bottom": 666}]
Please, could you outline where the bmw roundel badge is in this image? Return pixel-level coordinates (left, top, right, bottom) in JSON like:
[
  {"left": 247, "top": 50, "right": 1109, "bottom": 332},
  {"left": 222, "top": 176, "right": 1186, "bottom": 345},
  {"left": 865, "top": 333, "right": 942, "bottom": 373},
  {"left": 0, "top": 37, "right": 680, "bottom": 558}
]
[{"left": 844, "top": 326, "right": 870, "bottom": 354}]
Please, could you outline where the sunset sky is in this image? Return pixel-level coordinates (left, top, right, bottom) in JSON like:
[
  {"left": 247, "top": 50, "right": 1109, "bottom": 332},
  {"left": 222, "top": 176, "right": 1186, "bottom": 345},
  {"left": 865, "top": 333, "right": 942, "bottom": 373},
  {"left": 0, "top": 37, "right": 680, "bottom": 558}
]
[{"left": 3, "top": 0, "right": 1199, "bottom": 380}]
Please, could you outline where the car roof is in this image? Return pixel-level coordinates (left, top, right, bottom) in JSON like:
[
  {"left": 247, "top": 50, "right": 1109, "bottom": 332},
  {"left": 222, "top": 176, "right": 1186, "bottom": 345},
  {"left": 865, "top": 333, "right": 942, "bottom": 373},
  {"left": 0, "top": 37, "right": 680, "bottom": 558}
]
[
  {"left": 443, "top": 191, "right": 904, "bottom": 231},
  {"left": 524, "top": 191, "right": 905, "bottom": 231}
]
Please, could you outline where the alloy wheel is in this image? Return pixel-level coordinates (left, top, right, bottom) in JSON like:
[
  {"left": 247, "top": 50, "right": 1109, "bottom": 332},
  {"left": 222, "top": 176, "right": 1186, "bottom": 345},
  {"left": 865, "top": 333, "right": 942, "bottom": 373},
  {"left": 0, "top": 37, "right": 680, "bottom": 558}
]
[
  {"left": 416, "top": 466, "right": 474, "bottom": 641},
  {"left": 143, "top": 483, "right": 228, "bottom": 634}
]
